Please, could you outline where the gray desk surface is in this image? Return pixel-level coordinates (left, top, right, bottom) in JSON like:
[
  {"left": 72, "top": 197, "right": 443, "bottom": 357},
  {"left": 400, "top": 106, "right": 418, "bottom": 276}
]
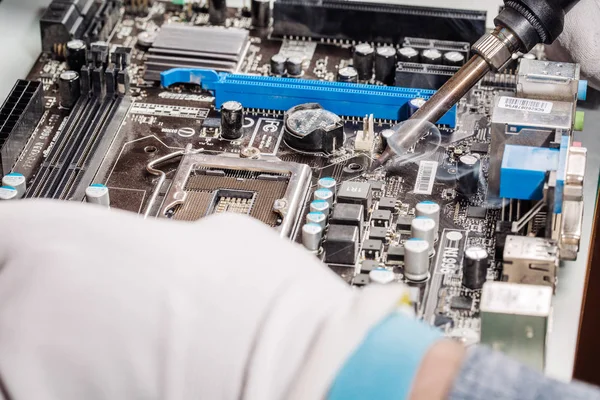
[{"left": 2, "top": 0, "right": 599, "bottom": 383}]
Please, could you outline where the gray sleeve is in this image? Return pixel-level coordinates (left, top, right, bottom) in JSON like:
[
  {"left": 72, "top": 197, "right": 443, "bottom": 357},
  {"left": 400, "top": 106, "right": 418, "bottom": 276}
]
[{"left": 449, "top": 346, "right": 600, "bottom": 400}]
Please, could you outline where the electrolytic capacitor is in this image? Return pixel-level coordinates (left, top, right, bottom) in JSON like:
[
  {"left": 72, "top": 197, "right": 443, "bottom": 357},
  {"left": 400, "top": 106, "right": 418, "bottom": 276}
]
[
  {"left": 59, "top": 70, "right": 81, "bottom": 109},
  {"left": 415, "top": 201, "right": 440, "bottom": 239},
  {"left": 314, "top": 188, "right": 334, "bottom": 208},
  {"left": 443, "top": 51, "right": 466, "bottom": 67},
  {"left": 457, "top": 154, "right": 481, "bottom": 197},
  {"left": 408, "top": 98, "right": 427, "bottom": 117},
  {"left": 85, "top": 184, "right": 110, "bottom": 207},
  {"left": 302, "top": 223, "right": 323, "bottom": 252},
  {"left": 66, "top": 39, "right": 87, "bottom": 72},
  {"left": 2, "top": 173, "right": 26, "bottom": 198},
  {"left": 318, "top": 177, "right": 337, "bottom": 195},
  {"left": 208, "top": 0, "right": 228, "bottom": 25},
  {"left": 337, "top": 66, "right": 359, "bottom": 83},
  {"left": 374, "top": 46, "right": 397, "bottom": 85},
  {"left": 353, "top": 43, "right": 374, "bottom": 81},
  {"left": 251, "top": 0, "right": 270, "bottom": 27},
  {"left": 404, "top": 238, "right": 430, "bottom": 282},
  {"left": 462, "top": 247, "right": 489, "bottom": 290},
  {"left": 0, "top": 186, "right": 18, "bottom": 200},
  {"left": 421, "top": 48, "right": 443, "bottom": 65},
  {"left": 310, "top": 199, "right": 330, "bottom": 215},
  {"left": 220, "top": 101, "right": 244, "bottom": 140},
  {"left": 411, "top": 216, "right": 436, "bottom": 255},
  {"left": 369, "top": 267, "right": 396, "bottom": 284},
  {"left": 306, "top": 211, "right": 327, "bottom": 230},
  {"left": 397, "top": 46, "right": 419, "bottom": 63},
  {"left": 270, "top": 54, "right": 286, "bottom": 75},
  {"left": 285, "top": 56, "right": 303, "bottom": 77},
  {"left": 380, "top": 129, "right": 395, "bottom": 150}
]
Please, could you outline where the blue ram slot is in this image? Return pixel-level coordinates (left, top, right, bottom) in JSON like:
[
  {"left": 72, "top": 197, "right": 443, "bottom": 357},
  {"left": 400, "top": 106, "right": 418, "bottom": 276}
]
[{"left": 160, "top": 68, "right": 457, "bottom": 127}]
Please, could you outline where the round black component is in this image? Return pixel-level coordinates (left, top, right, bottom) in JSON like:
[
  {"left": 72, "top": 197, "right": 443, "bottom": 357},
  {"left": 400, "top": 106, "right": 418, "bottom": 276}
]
[
  {"left": 420, "top": 48, "right": 443, "bottom": 65},
  {"left": 59, "top": 70, "right": 81, "bottom": 109},
  {"left": 270, "top": 54, "right": 286, "bottom": 75},
  {"left": 457, "top": 154, "right": 481, "bottom": 197},
  {"left": 443, "top": 51, "right": 465, "bottom": 67},
  {"left": 337, "top": 66, "right": 358, "bottom": 83},
  {"left": 208, "top": 0, "right": 227, "bottom": 25},
  {"left": 285, "top": 56, "right": 303, "bottom": 77},
  {"left": 408, "top": 98, "right": 426, "bottom": 117},
  {"left": 220, "top": 101, "right": 244, "bottom": 140},
  {"left": 375, "top": 46, "right": 397, "bottom": 85},
  {"left": 398, "top": 46, "right": 419, "bottom": 63},
  {"left": 66, "top": 40, "right": 87, "bottom": 72},
  {"left": 462, "top": 247, "right": 489, "bottom": 290},
  {"left": 283, "top": 103, "right": 344, "bottom": 153},
  {"left": 251, "top": 0, "right": 270, "bottom": 28},
  {"left": 353, "top": 43, "right": 374, "bottom": 81}
]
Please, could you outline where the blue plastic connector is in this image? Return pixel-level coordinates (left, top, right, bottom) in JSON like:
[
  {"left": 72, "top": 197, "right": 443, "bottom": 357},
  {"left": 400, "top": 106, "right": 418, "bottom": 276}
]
[
  {"left": 554, "top": 135, "right": 570, "bottom": 214},
  {"left": 578, "top": 80, "right": 588, "bottom": 101},
  {"left": 500, "top": 145, "right": 560, "bottom": 201},
  {"left": 160, "top": 68, "right": 457, "bottom": 127}
]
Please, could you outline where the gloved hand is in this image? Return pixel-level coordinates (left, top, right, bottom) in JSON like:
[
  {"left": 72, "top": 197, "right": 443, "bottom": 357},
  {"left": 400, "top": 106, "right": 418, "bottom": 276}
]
[
  {"left": 545, "top": 0, "right": 600, "bottom": 89},
  {"left": 0, "top": 200, "right": 448, "bottom": 400}
]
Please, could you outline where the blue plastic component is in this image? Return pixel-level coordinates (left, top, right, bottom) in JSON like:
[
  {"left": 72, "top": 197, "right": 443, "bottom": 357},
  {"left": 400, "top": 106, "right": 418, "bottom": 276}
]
[
  {"left": 500, "top": 145, "right": 560, "bottom": 201},
  {"left": 160, "top": 68, "right": 457, "bottom": 127},
  {"left": 554, "top": 135, "right": 570, "bottom": 214},
  {"left": 578, "top": 80, "right": 588, "bottom": 101}
]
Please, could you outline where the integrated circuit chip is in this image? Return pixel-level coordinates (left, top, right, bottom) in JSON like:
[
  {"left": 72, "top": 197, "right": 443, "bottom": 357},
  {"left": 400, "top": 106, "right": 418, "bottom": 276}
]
[
  {"left": 450, "top": 296, "right": 473, "bottom": 311},
  {"left": 467, "top": 206, "right": 487, "bottom": 219}
]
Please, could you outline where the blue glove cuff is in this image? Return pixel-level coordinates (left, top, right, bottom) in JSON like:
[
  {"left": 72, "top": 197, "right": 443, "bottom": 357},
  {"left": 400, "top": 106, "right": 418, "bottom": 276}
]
[{"left": 327, "top": 312, "right": 441, "bottom": 400}]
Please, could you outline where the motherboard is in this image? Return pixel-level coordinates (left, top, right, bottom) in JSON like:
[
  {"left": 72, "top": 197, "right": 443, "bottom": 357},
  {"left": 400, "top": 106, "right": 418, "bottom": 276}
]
[{"left": 1, "top": 0, "right": 589, "bottom": 369}]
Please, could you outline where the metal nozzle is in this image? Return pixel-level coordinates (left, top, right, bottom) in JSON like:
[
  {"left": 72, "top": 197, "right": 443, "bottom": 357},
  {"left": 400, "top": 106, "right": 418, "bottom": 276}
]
[{"left": 373, "top": 27, "right": 521, "bottom": 170}]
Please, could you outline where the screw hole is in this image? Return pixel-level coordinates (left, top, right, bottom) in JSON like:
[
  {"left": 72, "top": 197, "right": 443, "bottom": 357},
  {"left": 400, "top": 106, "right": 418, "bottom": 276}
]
[
  {"left": 347, "top": 163, "right": 363, "bottom": 172},
  {"left": 144, "top": 146, "right": 157, "bottom": 153}
]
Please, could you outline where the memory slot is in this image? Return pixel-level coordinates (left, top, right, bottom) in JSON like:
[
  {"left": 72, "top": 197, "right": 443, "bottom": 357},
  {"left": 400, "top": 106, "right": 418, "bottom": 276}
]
[{"left": 160, "top": 68, "right": 457, "bottom": 127}]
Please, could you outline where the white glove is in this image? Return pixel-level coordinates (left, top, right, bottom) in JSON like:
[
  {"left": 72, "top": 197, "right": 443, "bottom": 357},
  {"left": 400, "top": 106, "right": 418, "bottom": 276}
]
[
  {"left": 545, "top": 0, "right": 600, "bottom": 89},
  {"left": 0, "top": 200, "right": 432, "bottom": 400}
]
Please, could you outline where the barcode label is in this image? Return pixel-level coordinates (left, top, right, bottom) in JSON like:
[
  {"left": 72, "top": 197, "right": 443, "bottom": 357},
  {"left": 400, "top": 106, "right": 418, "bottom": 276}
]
[
  {"left": 413, "top": 161, "right": 438, "bottom": 195},
  {"left": 498, "top": 96, "right": 553, "bottom": 113}
]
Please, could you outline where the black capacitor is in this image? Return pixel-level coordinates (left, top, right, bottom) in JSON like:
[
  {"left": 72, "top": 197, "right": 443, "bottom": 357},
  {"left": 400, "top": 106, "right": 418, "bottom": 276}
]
[
  {"left": 420, "top": 48, "right": 443, "bottom": 65},
  {"left": 443, "top": 51, "right": 466, "bottom": 67},
  {"left": 374, "top": 46, "right": 396, "bottom": 85},
  {"left": 462, "top": 247, "right": 489, "bottom": 290},
  {"left": 220, "top": 101, "right": 244, "bottom": 140},
  {"left": 251, "top": 0, "right": 270, "bottom": 28},
  {"left": 59, "top": 70, "right": 81, "bottom": 109},
  {"left": 270, "top": 54, "right": 286, "bottom": 75},
  {"left": 285, "top": 56, "right": 303, "bottom": 77},
  {"left": 209, "top": 0, "right": 228, "bottom": 25},
  {"left": 352, "top": 43, "right": 374, "bottom": 81},
  {"left": 66, "top": 39, "right": 87, "bottom": 72},
  {"left": 397, "top": 46, "right": 419, "bottom": 63},
  {"left": 457, "top": 154, "right": 481, "bottom": 197},
  {"left": 337, "top": 66, "right": 358, "bottom": 83}
]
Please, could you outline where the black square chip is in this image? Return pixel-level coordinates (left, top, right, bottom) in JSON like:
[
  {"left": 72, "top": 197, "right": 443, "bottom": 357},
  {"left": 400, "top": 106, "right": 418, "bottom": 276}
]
[
  {"left": 338, "top": 181, "right": 372, "bottom": 214},
  {"left": 467, "top": 206, "right": 487, "bottom": 219},
  {"left": 378, "top": 197, "right": 397, "bottom": 212},
  {"left": 372, "top": 209, "right": 392, "bottom": 227},
  {"left": 362, "top": 239, "right": 383, "bottom": 259},
  {"left": 324, "top": 225, "right": 360, "bottom": 265},
  {"left": 450, "top": 296, "right": 473, "bottom": 311},
  {"left": 369, "top": 227, "right": 388, "bottom": 241}
]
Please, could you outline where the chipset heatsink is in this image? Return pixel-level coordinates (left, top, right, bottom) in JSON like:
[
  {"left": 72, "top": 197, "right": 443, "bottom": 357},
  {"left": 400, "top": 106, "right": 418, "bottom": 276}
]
[{"left": 161, "top": 153, "right": 312, "bottom": 238}]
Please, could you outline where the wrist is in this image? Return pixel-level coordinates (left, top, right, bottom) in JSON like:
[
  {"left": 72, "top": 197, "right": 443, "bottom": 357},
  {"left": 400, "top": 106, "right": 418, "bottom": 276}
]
[{"left": 409, "top": 340, "right": 467, "bottom": 400}]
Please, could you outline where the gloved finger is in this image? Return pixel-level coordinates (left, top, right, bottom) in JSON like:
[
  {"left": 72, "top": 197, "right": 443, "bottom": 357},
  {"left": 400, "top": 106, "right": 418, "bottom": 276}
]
[{"left": 545, "top": 0, "right": 600, "bottom": 89}]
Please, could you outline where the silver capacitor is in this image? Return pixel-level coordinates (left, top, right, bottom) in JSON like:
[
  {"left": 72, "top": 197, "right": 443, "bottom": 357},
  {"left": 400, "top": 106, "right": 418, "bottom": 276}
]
[
  {"left": 314, "top": 188, "right": 334, "bottom": 208},
  {"left": 318, "top": 177, "right": 337, "bottom": 193},
  {"left": 415, "top": 201, "right": 440, "bottom": 239},
  {"left": 369, "top": 267, "right": 396, "bottom": 284},
  {"left": 0, "top": 186, "right": 18, "bottom": 200},
  {"left": 2, "top": 172, "right": 26, "bottom": 198},
  {"left": 404, "top": 238, "right": 430, "bottom": 281},
  {"left": 411, "top": 217, "right": 436, "bottom": 255},
  {"left": 310, "top": 199, "right": 330, "bottom": 215},
  {"left": 302, "top": 223, "right": 323, "bottom": 252},
  {"left": 85, "top": 183, "right": 110, "bottom": 207},
  {"left": 306, "top": 211, "right": 327, "bottom": 230}
]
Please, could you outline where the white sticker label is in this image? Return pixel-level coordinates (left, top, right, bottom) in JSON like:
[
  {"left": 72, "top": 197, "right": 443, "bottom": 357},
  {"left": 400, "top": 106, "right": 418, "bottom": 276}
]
[
  {"left": 498, "top": 96, "right": 553, "bottom": 114},
  {"left": 413, "top": 161, "right": 438, "bottom": 195}
]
